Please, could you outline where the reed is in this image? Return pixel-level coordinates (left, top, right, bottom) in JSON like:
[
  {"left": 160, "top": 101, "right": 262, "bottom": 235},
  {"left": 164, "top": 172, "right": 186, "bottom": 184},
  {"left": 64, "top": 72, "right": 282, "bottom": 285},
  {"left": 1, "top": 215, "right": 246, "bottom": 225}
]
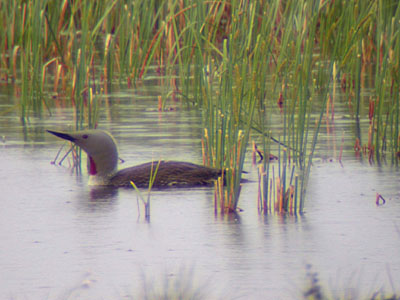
[
  {"left": 130, "top": 160, "right": 161, "bottom": 222},
  {"left": 175, "top": 0, "right": 330, "bottom": 214},
  {"left": 198, "top": 2, "right": 262, "bottom": 214},
  {"left": 19, "top": 1, "right": 48, "bottom": 121},
  {"left": 254, "top": 0, "right": 338, "bottom": 214},
  {"left": 257, "top": 1, "right": 400, "bottom": 214},
  {"left": 318, "top": 1, "right": 400, "bottom": 162},
  {"left": 372, "top": 1, "right": 400, "bottom": 162}
]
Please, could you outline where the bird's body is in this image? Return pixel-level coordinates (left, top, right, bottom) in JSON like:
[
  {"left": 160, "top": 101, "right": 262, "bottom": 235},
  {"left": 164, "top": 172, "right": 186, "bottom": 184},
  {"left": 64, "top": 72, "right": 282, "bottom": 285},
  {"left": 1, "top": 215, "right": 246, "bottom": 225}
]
[
  {"left": 47, "top": 129, "right": 222, "bottom": 188},
  {"left": 109, "top": 161, "right": 221, "bottom": 187}
]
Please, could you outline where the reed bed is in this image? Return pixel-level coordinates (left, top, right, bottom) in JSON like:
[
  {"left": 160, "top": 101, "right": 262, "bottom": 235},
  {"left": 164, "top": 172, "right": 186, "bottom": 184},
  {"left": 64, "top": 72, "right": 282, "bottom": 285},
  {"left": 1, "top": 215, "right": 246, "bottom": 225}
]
[
  {"left": 1, "top": 0, "right": 400, "bottom": 213},
  {"left": 200, "top": 36, "right": 258, "bottom": 214},
  {"left": 318, "top": 1, "right": 400, "bottom": 163}
]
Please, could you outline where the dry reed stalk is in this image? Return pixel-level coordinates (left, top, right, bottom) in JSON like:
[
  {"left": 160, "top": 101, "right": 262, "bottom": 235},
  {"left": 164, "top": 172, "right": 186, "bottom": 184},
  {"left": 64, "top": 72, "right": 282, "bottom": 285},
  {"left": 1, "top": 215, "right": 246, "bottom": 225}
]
[
  {"left": 326, "top": 94, "right": 331, "bottom": 122},
  {"left": 258, "top": 165, "right": 263, "bottom": 211},
  {"left": 218, "top": 176, "right": 224, "bottom": 214},
  {"left": 53, "top": 63, "right": 62, "bottom": 93},
  {"left": 338, "top": 131, "right": 344, "bottom": 163},
  {"left": 138, "top": 5, "right": 195, "bottom": 79},
  {"left": 158, "top": 95, "right": 163, "bottom": 112},
  {"left": 214, "top": 181, "right": 218, "bottom": 214},
  {"left": 12, "top": 46, "right": 20, "bottom": 81},
  {"left": 41, "top": 58, "right": 57, "bottom": 90},
  {"left": 57, "top": 0, "right": 68, "bottom": 35}
]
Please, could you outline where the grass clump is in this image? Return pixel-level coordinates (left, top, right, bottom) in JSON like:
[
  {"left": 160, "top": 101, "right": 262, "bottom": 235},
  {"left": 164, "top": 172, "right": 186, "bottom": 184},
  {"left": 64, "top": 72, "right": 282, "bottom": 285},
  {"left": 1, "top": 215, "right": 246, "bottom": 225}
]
[
  {"left": 130, "top": 159, "right": 161, "bottom": 222},
  {"left": 138, "top": 267, "right": 207, "bottom": 300},
  {"left": 303, "top": 265, "right": 400, "bottom": 300}
]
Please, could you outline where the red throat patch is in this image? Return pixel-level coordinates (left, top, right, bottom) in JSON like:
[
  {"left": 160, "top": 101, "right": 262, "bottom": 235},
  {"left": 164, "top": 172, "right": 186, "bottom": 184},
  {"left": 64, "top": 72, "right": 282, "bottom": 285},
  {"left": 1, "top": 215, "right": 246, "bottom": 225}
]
[{"left": 89, "top": 156, "right": 97, "bottom": 175}]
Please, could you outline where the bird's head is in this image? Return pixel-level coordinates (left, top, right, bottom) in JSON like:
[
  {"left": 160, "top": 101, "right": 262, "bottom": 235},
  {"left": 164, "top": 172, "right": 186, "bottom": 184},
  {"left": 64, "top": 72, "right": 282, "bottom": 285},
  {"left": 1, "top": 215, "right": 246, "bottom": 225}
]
[{"left": 47, "top": 129, "right": 119, "bottom": 180}]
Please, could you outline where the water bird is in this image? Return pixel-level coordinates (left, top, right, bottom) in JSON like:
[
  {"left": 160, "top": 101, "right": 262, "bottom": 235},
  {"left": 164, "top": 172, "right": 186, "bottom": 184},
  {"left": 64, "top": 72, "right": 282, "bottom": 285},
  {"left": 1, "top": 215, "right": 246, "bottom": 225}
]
[{"left": 47, "top": 129, "right": 223, "bottom": 188}]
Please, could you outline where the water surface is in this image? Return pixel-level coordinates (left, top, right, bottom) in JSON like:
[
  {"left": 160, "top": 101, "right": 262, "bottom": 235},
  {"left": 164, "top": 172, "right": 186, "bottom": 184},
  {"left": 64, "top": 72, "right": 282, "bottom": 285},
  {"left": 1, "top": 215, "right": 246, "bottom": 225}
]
[{"left": 0, "top": 86, "right": 399, "bottom": 299}]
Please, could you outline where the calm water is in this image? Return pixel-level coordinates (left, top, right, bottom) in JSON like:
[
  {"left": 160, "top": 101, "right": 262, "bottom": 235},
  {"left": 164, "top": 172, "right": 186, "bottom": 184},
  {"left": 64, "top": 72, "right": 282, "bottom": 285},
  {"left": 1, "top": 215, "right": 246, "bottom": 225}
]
[{"left": 0, "top": 83, "right": 400, "bottom": 299}]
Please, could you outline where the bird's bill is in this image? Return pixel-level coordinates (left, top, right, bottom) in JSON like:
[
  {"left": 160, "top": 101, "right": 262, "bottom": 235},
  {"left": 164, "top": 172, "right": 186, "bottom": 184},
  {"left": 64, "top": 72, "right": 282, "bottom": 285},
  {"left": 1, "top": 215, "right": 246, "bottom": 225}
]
[{"left": 47, "top": 130, "right": 77, "bottom": 142}]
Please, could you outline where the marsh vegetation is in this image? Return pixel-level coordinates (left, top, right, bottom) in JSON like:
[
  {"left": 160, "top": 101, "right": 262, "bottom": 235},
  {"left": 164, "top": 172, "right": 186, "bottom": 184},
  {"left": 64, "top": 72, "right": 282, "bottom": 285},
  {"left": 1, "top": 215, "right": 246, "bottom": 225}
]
[{"left": 1, "top": 0, "right": 399, "bottom": 213}]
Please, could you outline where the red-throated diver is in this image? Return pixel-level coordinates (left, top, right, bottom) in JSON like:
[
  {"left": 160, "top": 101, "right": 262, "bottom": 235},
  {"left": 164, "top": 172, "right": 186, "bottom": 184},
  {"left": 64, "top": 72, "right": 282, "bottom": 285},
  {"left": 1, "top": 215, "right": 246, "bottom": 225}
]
[{"left": 47, "top": 129, "right": 223, "bottom": 188}]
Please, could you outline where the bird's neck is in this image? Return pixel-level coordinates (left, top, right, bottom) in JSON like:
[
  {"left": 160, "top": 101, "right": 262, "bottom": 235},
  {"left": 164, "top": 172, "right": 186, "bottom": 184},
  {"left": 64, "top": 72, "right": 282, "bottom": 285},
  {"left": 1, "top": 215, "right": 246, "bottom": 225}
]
[
  {"left": 88, "top": 156, "right": 98, "bottom": 175},
  {"left": 87, "top": 154, "right": 118, "bottom": 186}
]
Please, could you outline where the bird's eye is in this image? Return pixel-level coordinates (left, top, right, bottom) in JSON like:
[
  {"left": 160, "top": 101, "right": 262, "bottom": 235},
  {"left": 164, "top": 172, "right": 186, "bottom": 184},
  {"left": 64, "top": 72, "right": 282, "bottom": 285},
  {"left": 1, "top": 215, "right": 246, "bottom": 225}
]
[{"left": 82, "top": 134, "right": 89, "bottom": 139}]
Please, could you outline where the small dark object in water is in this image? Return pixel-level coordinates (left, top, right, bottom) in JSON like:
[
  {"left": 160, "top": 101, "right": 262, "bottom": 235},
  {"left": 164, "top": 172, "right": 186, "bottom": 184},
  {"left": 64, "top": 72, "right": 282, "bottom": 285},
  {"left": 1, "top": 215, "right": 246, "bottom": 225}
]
[{"left": 376, "top": 193, "right": 386, "bottom": 206}]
